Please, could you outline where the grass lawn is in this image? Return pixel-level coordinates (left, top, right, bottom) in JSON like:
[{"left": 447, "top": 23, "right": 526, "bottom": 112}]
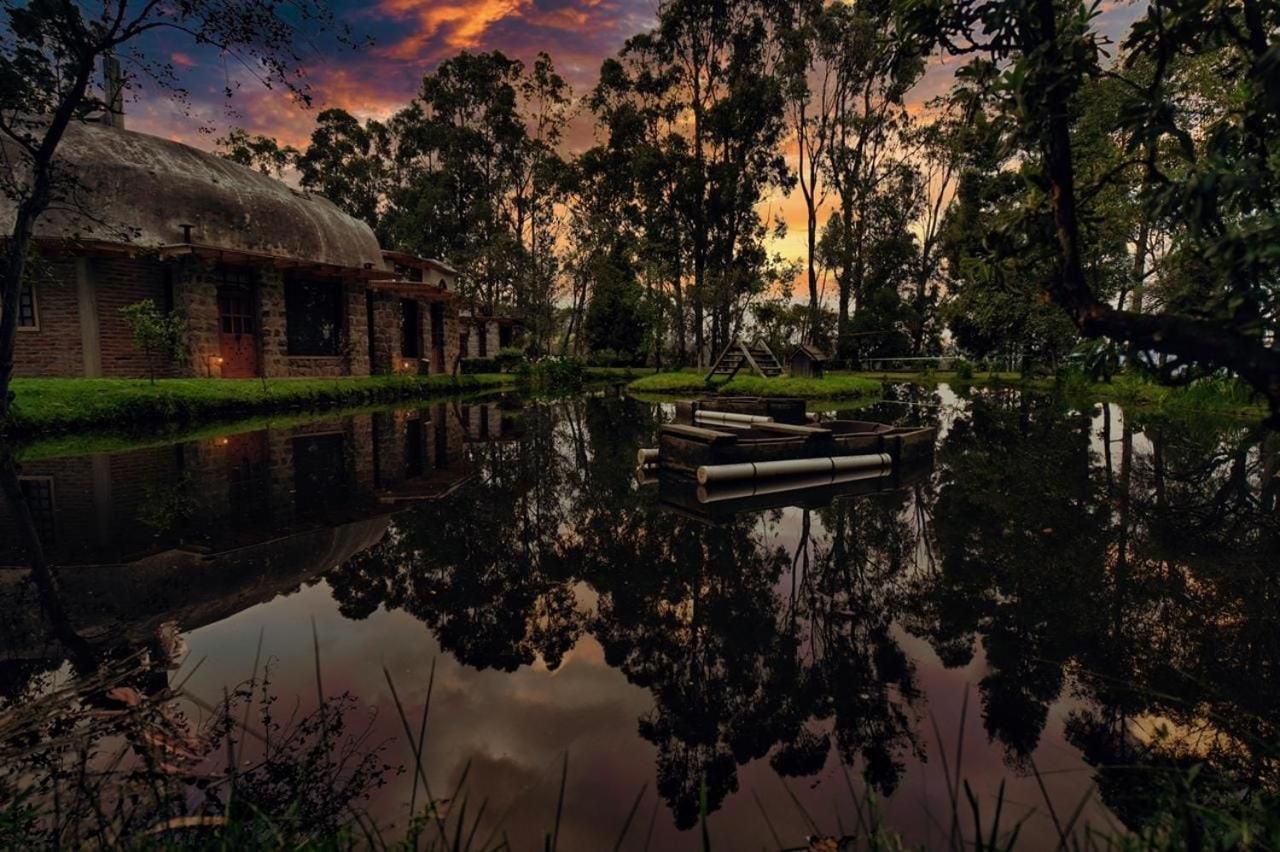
[
  {"left": 5, "top": 373, "right": 513, "bottom": 436},
  {"left": 628, "top": 370, "right": 881, "bottom": 400}
]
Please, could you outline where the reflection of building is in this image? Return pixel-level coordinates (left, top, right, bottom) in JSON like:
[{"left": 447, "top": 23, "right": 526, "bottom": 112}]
[
  {"left": 0, "top": 403, "right": 523, "bottom": 568},
  {"left": 0, "top": 402, "right": 521, "bottom": 663},
  {"left": 1, "top": 118, "right": 515, "bottom": 379}
]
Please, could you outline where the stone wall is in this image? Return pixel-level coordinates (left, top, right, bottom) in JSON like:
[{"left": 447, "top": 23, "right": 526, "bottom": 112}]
[
  {"left": 173, "top": 259, "right": 220, "bottom": 378},
  {"left": 261, "top": 275, "right": 370, "bottom": 378},
  {"left": 485, "top": 321, "right": 501, "bottom": 357},
  {"left": 368, "top": 293, "right": 401, "bottom": 375}
]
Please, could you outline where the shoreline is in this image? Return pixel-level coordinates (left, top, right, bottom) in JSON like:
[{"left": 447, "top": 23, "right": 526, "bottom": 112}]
[{"left": 2, "top": 374, "right": 517, "bottom": 440}]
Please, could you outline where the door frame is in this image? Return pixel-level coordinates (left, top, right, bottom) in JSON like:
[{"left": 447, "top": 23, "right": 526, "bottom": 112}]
[{"left": 215, "top": 271, "right": 261, "bottom": 378}]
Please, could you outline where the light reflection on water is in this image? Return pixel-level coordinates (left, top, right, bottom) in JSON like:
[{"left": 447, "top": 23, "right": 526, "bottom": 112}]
[{"left": 1, "top": 386, "right": 1277, "bottom": 848}]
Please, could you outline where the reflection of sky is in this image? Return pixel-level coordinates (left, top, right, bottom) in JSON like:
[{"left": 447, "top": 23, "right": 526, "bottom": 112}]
[{"left": 177, "top": 481, "right": 1109, "bottom": 847}]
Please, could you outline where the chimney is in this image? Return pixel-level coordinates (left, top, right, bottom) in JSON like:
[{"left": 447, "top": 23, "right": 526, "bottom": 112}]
[{"left": 102, "top": 54, "right": 124, "bottom": 130}]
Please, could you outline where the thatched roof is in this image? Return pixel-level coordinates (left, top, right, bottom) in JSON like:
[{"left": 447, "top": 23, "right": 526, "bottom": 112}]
[{"left": 0, "top": 120, "right": 386, "bottom": 271}]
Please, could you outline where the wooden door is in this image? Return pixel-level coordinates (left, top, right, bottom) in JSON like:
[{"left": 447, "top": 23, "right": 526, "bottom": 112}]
[{"left": 217, "top": 285, "right": 259, "bottom": 378}]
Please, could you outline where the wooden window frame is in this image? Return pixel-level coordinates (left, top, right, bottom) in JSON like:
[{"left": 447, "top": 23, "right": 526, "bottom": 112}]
[{"left": 285, "top": 279, "right": 344, "bottom": 357}]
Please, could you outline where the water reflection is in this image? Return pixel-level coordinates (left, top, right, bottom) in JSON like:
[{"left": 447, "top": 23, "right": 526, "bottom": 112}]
[{"left": 1, "top": 389, "right": 1277, "bottom": 845}]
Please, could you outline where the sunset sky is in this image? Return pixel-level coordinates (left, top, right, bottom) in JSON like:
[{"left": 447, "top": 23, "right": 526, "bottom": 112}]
[{"left": 126, "top": 0, "right": 1146, "bottom": 273}]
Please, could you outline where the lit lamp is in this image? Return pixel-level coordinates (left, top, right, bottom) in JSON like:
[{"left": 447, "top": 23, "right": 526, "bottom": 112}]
[{"left": 207, "top": 355, "right": 224, "bottom": 377}]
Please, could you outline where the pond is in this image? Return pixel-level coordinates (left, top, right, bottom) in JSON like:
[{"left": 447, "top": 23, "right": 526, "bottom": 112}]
[{"left": 1, "top": 386, "right": 1277, "bottom": 848}]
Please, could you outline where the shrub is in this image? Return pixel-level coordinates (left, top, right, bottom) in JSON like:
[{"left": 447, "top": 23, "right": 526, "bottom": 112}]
[
  {"left": 119, "top": 300, "right": 189, "bottom": 384},
  {"left": 953, "top": 359, "right": 975, "bottom": 381},
  {"left": 459, "top": 357, "right": 499, "bottom": 375},
  {"left": 495, "top": 347, "right": 526, "bottom": 372},
  {"left": 518, "top": 357, "right": 586, "bottom": 393}
]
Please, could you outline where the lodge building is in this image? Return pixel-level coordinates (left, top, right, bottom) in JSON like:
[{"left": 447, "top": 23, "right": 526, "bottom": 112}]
[{"left": 2, "top": 119, "right": 512, "bottom": 380}]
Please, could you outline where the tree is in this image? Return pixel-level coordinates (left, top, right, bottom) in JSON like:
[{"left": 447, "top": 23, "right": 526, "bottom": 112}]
[
  {"left": 821, "top": 0, "right": 922, "bottom": 360},
  {"left": 770, "top": 0, "right": 837, "bottom": 340},
  {"left": 215, "top": 128, "right": 298, "bottom": 178},
  {"left": 895, "top": 0, "right": 1280, "bottom": 421},
  {"left": 589, "top": 1, "right": 791, "bottom": 366},
  {"left": 296, "top": 109, "right": 390, "bottom": 234},
  {"left": 118, "top": 299, "right": 188, "bottom": 384},
  {"left": 582, "top": 247, "right": 647, "bottom": 363},
  {"left": 0, "top": 0, "right": 356, "bottom": 425}
]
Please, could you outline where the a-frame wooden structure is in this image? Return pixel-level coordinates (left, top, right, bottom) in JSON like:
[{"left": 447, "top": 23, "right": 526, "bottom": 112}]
[{"left": 705, "top": 337, "right": 785, "bottom": 383}]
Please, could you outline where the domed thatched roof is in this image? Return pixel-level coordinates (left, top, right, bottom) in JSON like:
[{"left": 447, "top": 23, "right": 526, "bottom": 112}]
[{"left": 0, "top": 120, "right": 386, "bottom": 271}]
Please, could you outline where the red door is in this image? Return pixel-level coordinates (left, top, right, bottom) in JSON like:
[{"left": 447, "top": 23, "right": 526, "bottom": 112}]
[{"left": 217, "top": 285, "right": 259, "bottom": 378}]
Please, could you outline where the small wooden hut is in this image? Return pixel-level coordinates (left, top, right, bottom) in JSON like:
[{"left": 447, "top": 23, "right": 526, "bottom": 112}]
[{"left": 788, "top": 344, "right": 829, "bottom": 379}]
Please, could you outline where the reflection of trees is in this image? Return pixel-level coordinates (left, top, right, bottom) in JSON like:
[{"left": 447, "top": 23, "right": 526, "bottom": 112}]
[
  {"left": 328, "top": 403, "right": 587, "bottom": 671},
  {"left": 915, "top": 393, "right": 1280, "bottom": 830},
  {"left": 331, "top": 396, "right": 931, "bottom": 829},
  {"left": 326, "top": 389, "right": 1279, "bottom": 834}
]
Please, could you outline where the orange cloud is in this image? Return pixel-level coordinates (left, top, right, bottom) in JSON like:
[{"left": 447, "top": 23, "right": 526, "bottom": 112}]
[{"left": 377, "top": 0, "right": 529, "bottom": 60}]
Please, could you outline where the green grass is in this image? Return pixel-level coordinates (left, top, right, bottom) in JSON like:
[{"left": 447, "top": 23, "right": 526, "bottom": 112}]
[
  {"left": 628, "top": 371, "right": 882, "bottom": 400},
  {"left": 4, "top": 374, "right": 514, "bottom": 436},
  {"left": 833, "top": 369, "right": 1023, "bottom": 386}
]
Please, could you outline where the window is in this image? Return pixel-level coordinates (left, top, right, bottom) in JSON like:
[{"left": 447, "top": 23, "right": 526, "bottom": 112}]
[
  {"left": 286, "top": 280, "right": 343, "bottom": 356},
  {"left": 19, "top": 478, "right": 55, "bottom": 542},
  {"left": 478, "top": 321, "right": 488, "bottom": 357},
  {"left": 405, "top": 419, "right": 425, "bottom": 477},
  {"left": 401, "top": 299, "right": 421, "bottom": 358},
  {"left": 293, "top": 434, "right": 347, "bottom": 515},
  {"left": 18, "top": 281, "right": 37, "bottom": 328},
  {"left": 218, "top": 289, "right": 256, "bottom": 336}
]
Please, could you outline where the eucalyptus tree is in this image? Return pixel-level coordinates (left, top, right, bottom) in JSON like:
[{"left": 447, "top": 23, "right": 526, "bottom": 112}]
[
  {"left": 820, "top": 0, "right": 923, "bottom": 360},
  {"left": 215, "top": 127, "right": 299, "bottom": 179},
  {"left": 770, "top": 0, "right": 837, "bottom": 341},
  {"left": 0, "top": 0, "right": 358, "bottom": 425},
  {"left": 590, "top": 0, "right": 790, "bottom": 366},
  {"left": 895, "top": 0, "right": 1280, "bottom": 420},
  {"left": 295, "top": 108, "right": 391, "bottom": 236}
]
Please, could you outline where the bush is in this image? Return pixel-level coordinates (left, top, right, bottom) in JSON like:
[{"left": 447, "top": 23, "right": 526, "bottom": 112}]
[
  {"left": 495, "top": 347, "right": 526, "bottom": 373},
  {"left": 953, "top": 359, "right": 975, "bottom": 381},
  {"left": 517, "top": 357, "right": 586, "bottom": 393},
  {"left": 459, "top": 357, "right": 498, "bottom": 375}
]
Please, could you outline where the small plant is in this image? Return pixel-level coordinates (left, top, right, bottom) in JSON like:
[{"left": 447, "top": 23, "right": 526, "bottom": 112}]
[
  {"left": 119, "top": 300, "right": 189, "bottom": 385},
  {"left": 953, "top": 359, "right": 974, "bottom": 381}
]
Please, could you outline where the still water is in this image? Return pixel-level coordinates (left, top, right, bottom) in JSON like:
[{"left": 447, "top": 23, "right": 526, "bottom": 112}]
[{"left": 2, "top": 386, "right": 1277, "bottom": 848}]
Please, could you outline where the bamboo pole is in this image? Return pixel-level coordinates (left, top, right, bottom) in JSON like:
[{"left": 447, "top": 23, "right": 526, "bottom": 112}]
[{"left": 696, "top": 453, "right": 892, "bottom": 486}]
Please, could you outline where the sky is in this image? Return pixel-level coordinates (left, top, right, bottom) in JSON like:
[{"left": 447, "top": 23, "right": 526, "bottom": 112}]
[{"left": 123, "top": 0, "right": 1146, "bottom": 278}]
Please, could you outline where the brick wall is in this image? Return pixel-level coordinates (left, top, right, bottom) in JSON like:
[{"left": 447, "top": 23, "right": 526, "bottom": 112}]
[
  {"left": 14, "top": 253, "right": 194, "bottom": 379},
  {"left": 95, "top": 257, "right": 183, "bottom": 378},
  {"left": 12, "top": 254, "right": 83, "bottom": 377}
]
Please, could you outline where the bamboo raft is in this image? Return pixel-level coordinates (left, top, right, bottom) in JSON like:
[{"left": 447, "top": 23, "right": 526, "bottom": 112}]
[
  {"left": 637, "top": 461, "right": 931, "bottom": 523},
  {"left": 641, "top": 396, "right": 935, "bottom": 481}
]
